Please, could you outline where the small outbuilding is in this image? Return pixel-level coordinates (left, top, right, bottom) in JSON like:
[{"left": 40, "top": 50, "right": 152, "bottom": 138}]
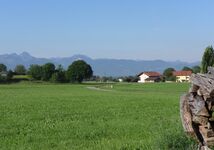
[{"left": 137, "top": 72, "right": 161, "bottom": 83}]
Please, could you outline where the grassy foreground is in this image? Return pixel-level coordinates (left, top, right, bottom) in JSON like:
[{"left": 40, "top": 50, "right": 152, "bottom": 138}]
[{"left": 0, "top": 82, "right": 197, "bottom": 150}]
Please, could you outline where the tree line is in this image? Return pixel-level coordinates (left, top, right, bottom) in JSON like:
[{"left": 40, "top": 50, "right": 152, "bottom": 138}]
[
  {"left": 0, "top": 61, "right": 202, "bottom": 83},
  {"left": 0, "top": 60, "right": 93, "bottom": 83}
]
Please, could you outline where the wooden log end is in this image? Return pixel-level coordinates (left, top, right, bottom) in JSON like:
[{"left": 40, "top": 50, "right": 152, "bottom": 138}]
[{"left": 180, "top": 94, "right": 196, "bottom": 138}]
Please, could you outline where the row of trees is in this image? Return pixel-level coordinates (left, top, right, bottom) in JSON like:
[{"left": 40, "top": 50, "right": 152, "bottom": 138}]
[
  {"left": 92, "top": 76, "right": 139, "bottom": 83},
  {"left": 0, "top": 63, "right": 202, "bottom": 83},
  {"left": 0, "top": 60, "right": 93, "bottom": 83},
  {"left": 0, "top": 64, "right": 26, "bottom": 75}
]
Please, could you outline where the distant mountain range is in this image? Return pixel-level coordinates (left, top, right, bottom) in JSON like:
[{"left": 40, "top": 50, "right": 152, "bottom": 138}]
[{"left": 0, "top": 52, "right": 200, "bottom": 76}]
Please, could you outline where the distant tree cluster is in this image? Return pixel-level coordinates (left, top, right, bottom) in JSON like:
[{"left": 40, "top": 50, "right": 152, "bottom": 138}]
[
  {"left": 0, "top": 60, "right": 93, "bottom": 83},
  {"left": 0, "top": 64, "right": 13, "bottom": 82},
  {"left": 90, "top": 76, "right": 119, "bottom": 82},
  {"left": 14, "top": 65, "right": 26, "bottom": 75},
  {"left": 0, "top": 64, "right": 7, "bottom": 72},
  {"left": 88, "top": 75, "right": 139, "bottom": 83},
  {"left": 121, "top": 76, "right": 139, "bottom": 82}
]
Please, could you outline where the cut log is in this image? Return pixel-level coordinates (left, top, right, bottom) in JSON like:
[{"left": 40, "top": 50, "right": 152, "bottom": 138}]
[
  {"left": 207, "top": 130, "right": 214, "bottom": 138},
  {"left": 200, "top": 146, "right": 212, "bottom": 150},
  {"left": 206, "top": 99, "right": 214, "bottom": 111},
  {"left": 203, "top": 136, "right": 214, "bottom": 147},
  {"left": 190, "top": 74, "right": 214, "bottom": 99},
  {"left": 189, "top": 84, "right": 199, "bottom": 93},
  {"left": 188, "top": 94, "right": 210, "bottom": 117},
  {"left": 199, "top": 73, "right": 214, "bottom": 81},
  {"left": 208, "top": 67, "right": 214, "bottom": 75},
  {"left": 192, "top": 116, "right": 208, "bottom": 126},
  {"left": 199, "top": 126, "right": 214, "bottom": 138},
  {"left": 180, "top": 94, "right": 196, "bottom": 137}
]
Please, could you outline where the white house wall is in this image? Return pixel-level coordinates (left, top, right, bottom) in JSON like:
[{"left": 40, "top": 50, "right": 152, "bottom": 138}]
[
  {"left": 176, "top": 75, "right": 190, "bottom": 82},
  {"left": 138, "top": 74, "right": 149, "bottom": 83}
]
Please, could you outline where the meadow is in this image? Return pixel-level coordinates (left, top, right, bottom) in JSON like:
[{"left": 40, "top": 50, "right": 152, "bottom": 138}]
[{"left": 0, "top": 82, "right": 197, "bottom": 150}]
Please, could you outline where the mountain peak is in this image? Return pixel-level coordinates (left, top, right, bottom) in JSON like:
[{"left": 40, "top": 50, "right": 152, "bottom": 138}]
[
  {"left": 71, "top": 54, "right": 92, "bottom": 61},
  {"left": 20, "top": 52, "right": 31, "bottom": 57}
]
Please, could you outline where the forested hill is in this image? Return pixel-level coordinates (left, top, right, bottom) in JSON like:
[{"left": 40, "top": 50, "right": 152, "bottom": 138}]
[{"left": 0, "top": 52, "right": 199, "bottom": 76}]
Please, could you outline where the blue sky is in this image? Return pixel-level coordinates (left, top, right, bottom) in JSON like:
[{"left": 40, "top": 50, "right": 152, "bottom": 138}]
[{"left": 0, "top": 0, "right": 213, "bottom": 62}]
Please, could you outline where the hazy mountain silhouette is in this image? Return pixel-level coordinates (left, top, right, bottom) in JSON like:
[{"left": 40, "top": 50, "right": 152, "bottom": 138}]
[{"left": 0, "top": 52, "right": 199, "bottom": 76}]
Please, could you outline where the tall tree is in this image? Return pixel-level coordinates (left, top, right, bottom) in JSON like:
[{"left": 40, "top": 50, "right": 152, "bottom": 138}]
[
  {"left": 28, "top": 64, "right": 42, "bottom": 80},
  {"left": 0, "top": 64, "right": 7, "bottom": 72},
  {"left": 201, "top": 46, "right": 214, "bottom": 73},
  {"left": 42, "top": 63, "right": 55, "bottom": 81},
  {"left": 67, "top": 60, "right": 93, "bottom": 83},
  {"left": 14, "top": 65, "right": 26, "bottom": 75}
]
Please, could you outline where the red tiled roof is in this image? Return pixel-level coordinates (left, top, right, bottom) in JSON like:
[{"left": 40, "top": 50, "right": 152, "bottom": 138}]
[
  {"left": 138, "top": 72, "right": 161, "bottom": 77},
  {"left": 173, "top": 71, "right": 192, "bottom": 76}
]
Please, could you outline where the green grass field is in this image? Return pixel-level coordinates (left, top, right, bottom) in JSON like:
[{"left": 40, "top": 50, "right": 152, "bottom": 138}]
[{"left": 0, "top": 82, "right": 197, "bottom": 150}]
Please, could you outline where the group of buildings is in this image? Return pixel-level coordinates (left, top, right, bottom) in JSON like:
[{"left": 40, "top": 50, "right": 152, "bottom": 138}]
[{"left": 137, "top": 70, "right": 192, "bottom": 83}]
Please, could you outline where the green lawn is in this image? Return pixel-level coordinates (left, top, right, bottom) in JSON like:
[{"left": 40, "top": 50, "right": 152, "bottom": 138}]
[{"left": 0, "top": 82, "right": 197, "bottom": 150}]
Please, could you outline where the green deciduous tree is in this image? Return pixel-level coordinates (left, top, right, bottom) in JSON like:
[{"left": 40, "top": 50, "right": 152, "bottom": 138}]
[
  {"left": 50, "top": 65, "right": 67, "bottom": 83},
  {"left": 123, "top": 76, "right": 139, "bottom": 82},
  {"left": 14, "top": 65, "right": 26, "bottom": 75},
  {"left": 7, "top": 70, "right": 14, "bottom": 80},
  {"left": 42, "top": 63, "right": 55, "bottom": 81},
  {"left": 182, "top": 66, "right": 193, "bottom": 72},
  {"left": 163, "top": 68, "right": 176, "bottom": 81},
  {"left": 192, "top": 66, "right": 201, "bottom": 74},
  {"left": 201, "top": 46, "right": 214, "bottom": 73},
  {"left": 28, "top": 64, "right": 42, "bottom": 80},
  {"left": 0, "top": 64, "right": 7, "bottom": 72},
  {"left": 67, "top": 60, "right": 93, "bottom": 83}
]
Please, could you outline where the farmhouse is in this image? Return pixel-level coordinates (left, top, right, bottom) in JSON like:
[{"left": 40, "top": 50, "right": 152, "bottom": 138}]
[
  {"left": 138, "top": 72, "right": 161, "bottom": 83},
  {"left": 173, "top": 70, "right": 192, "bottom": 82}
]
